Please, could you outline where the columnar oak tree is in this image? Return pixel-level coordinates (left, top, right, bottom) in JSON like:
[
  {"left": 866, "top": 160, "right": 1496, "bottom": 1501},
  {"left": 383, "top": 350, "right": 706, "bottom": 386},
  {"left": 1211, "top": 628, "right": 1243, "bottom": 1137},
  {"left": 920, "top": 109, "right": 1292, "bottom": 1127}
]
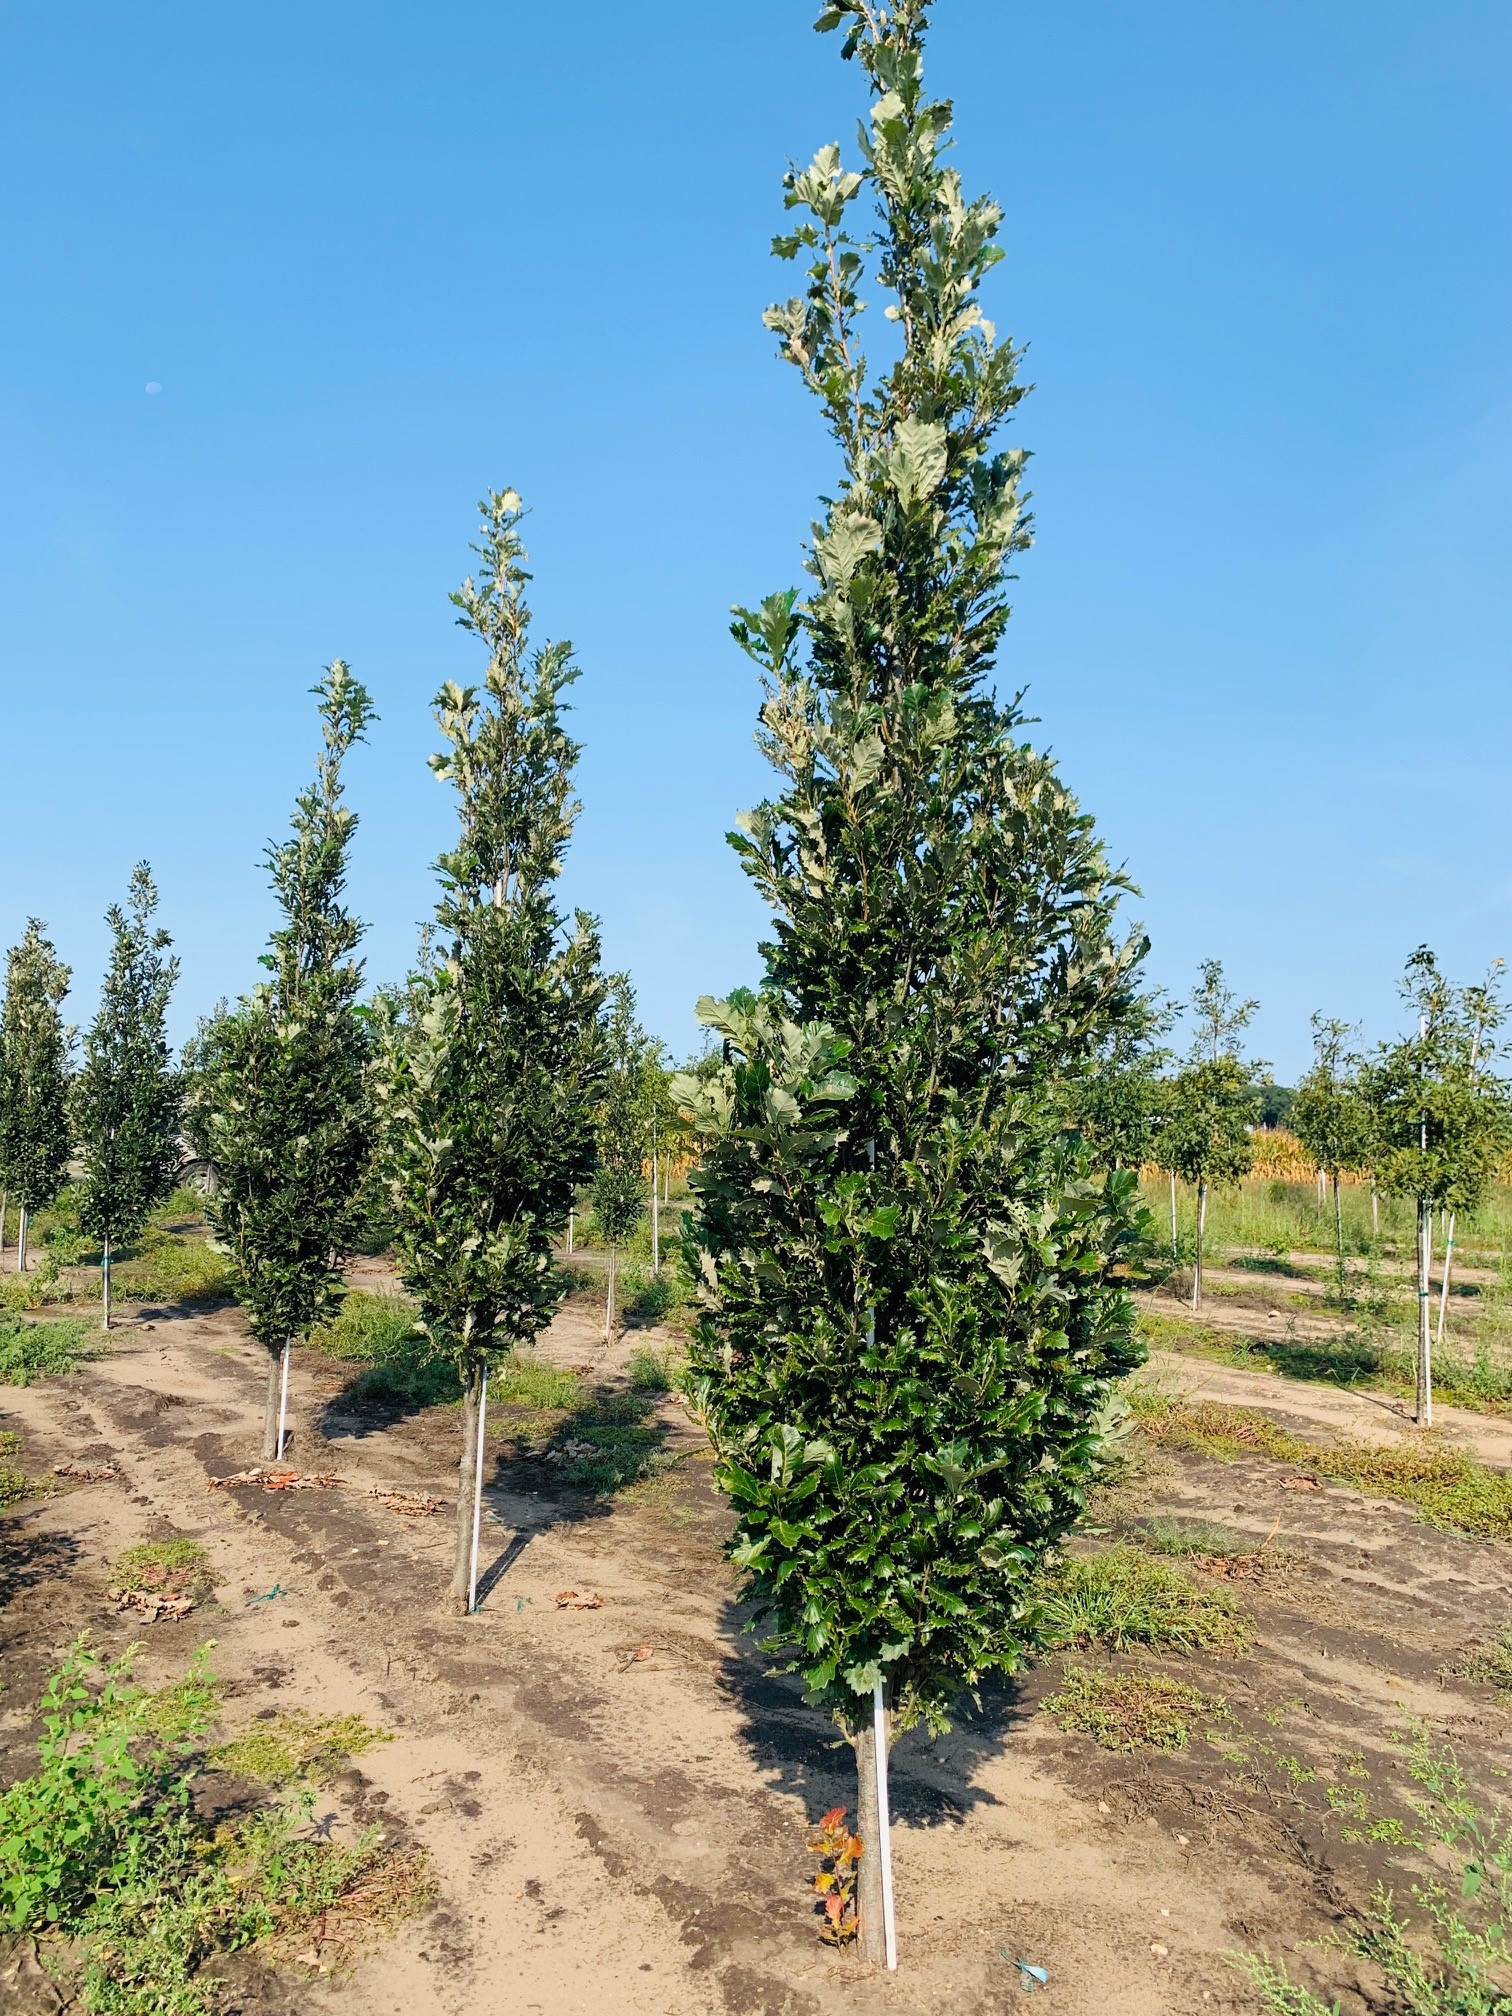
[
  {"left": 0, "top": 922, "right": 72, "bottom": 1273},
  {"left": 1161, "top": 961, "right": 1260, "bottom": 1311},
  {"left": 379, "top": 491, "right": 604, "bottom": 1614},
  {"left": 188, "top": 664, "right": 376, "bottom": 1458},
  {"left": 1360, "top": 950, "right": 1508, "bottom": 1427},
  {"left": 674, "top": 0, "right": 1147, "bottom": 1964},
  {"left": 73, "top": 866, "right": 181, "bottom": 1327},
  {"left": 591, "top": 976, "right": 652, "bottom": 1336}
]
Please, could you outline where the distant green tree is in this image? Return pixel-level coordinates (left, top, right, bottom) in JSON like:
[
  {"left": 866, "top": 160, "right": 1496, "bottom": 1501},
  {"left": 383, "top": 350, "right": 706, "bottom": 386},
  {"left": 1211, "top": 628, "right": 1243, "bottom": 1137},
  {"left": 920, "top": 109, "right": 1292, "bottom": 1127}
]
[
  {"left": 1359, "top": 950, "right": 1509, "bottom": 1426},
  {"left": 187, "top": 663, "right": 376, "bottom": 1459},
  {"left": 72, "top": 867, "right": 181, "bottom": 1328},
  {"left": 674, "top": 0, "right": 1147, "bottom": 1965},
  {"left": 1071, "top": 990, "right": 1172, "bottom": 1174},
  {"left": 0, "top": 922, "right": 72, "bottom": 1274},
  {"left": 1161, "top": 961, "right": 1260, "bottom": 1310},
  {"left": 1290, "top": 1015, "right": 1370, "bottom": 1298},
  {"left": 378, "top": 491, "right": 604, "bottom": 1613},
  {"left": 592, "top": 976, "right": 652, "bottom": 1335}
]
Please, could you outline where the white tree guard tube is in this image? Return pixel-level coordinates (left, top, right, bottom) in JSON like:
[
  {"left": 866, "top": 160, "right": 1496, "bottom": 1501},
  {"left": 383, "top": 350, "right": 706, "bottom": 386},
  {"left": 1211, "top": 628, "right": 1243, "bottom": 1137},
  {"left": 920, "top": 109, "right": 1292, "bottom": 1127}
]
[
  {"left": 276, "top": 1340, "right": 292, "bottom": 1460},
  {"left": 467, "top": 1365, "right": 490, "bottom": 1614},
  {"left": 873, "top": 1680, "right": 897, "bottom": 1970}
]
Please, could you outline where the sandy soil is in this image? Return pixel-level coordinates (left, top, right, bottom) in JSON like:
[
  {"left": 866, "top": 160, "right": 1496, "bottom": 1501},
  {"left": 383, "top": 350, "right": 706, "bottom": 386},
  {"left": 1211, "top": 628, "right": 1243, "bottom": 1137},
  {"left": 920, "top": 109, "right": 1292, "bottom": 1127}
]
[{"left": 5, "top": 1275, "right": 1512, "bottom": 2016}]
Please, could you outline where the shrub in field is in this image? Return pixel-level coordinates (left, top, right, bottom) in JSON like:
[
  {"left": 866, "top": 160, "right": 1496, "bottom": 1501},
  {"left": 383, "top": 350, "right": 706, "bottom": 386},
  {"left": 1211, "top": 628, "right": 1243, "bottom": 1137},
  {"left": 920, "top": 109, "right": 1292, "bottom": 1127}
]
[
  {"left": 0, "top": 920, "right": 71, "bottom": 1274},
  {"left": 675, "top": 0, "right": 1147, "bottom": 1963},
  {"left": 186, "top": 663, "right": 376, "bottom": 1460},
  {"left": 378, "top": 491, "right": 604, "bottom": 1613},
  {"left": 1291, "top": 1015, "right": 1372, "bottom": 1301},
  {"left": 72, "top": 866, "right": 181, "bottom": 1329},
  {"left": 1159, "top": 961, "right": 1261, "bottom": 1310}
]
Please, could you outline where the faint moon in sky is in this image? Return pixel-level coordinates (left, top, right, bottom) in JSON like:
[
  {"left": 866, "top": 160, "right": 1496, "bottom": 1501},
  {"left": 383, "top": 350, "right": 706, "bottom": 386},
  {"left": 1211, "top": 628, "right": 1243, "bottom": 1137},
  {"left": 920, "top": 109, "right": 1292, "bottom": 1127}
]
[{"left": 145, "top": 381, "right": 162, "bottom": 394}]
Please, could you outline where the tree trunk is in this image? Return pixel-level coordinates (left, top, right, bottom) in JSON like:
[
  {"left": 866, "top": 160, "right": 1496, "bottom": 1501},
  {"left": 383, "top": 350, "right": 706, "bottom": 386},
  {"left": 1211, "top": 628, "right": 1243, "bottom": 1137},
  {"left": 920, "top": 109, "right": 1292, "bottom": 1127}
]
[
  {"left": 17, "top": 1206, "right": 28, "bottom": 1273},
  {"left": 1169, "top": 1171, "right": 1177, "bottom": 1261},
  {"left": 1190, "top": 1181, "right": 1207, "bottom": 1311},
  {"left": 0, "top": 1187, "right": 7, "bottom": 1259},
  {"left": 1417, "top": 1197, "right": 1433, "bottom": 1427},
  {"left": 852, "top": 1690, "right": 896, "bottom": 1968},
  {"left": 451, "top": 1364, "right": 482, "bottom": 1612},
  {"left": 262, "top": 1348, "right": 282, "bottom": 1460},
  {"left": 1371, "top": 1184, "right": 1379, "bottom": 1240},
  {"left": 605, "top": 1243, "right": 617, "bottom": 1340},
  {"left": 1332, "top": 1174, "right": 1344, "bottom": 1301},
  {"left": 651, "top": 1151, "right": 660, "bottom": 1272},
  {"left": 101, "top": 1238, "right": 112, "bottom": 1331}
]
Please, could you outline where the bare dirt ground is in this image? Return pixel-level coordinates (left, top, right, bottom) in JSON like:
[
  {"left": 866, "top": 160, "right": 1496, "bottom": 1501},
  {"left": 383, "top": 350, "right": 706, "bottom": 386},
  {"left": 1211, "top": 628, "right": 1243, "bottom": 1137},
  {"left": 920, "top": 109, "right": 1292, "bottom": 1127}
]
[{"left": 5, "top": 1269, "right": 1512, "bottom": 2015}]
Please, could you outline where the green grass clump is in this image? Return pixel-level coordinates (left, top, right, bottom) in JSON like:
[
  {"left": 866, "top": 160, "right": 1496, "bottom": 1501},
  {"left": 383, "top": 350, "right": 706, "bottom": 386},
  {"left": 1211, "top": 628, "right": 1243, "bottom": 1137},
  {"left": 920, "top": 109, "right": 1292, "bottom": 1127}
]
[
  {"left": 118, "top": 1232, "right": 234, "bottom": 1305},
  {"left": 1139, "top": 1516, "right": 1253, "bottom": 1558},
  {"left": 113, "top": 1539, "right": 214, "bottom": 1602},
  {"left": 625, "top": 1344, "right": 677, "bottom": 1393},
  {"left": 310, "top": 1290, "right": 460, "bottom": 1408},
  {"left": 0, "top": 1314, "right": 93, "bottom": 1386},
  {"left": 1038, "top": 1544, "right": 1252, "bottom": 1654},
  {"left": 1453, "top": 1626, "right": 1512, "bottom": 1695},
  {"left": 1133, "top": 1389, "right": 1512, "bottom": 1539},
  {"left": 1043, "top": 1665, "right": 1225, "bottom": 1752},
  {"left": 214, "top": 1708, "right": 390, "bottom": 1787},
  {"left": 0, "top": 1640, "right": 429, "bottom": 2014},
  {"left": 494, "top": 1353, "right": 583, "bottom": 1411}
]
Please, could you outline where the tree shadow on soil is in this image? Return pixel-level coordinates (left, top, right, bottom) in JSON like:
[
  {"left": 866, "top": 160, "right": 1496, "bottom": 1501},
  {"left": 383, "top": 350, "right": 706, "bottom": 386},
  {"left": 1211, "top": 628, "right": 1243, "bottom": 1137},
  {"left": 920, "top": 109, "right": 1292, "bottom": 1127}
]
[{"left": 0, "top": 1522, "right": 80, "bottom": 1616}]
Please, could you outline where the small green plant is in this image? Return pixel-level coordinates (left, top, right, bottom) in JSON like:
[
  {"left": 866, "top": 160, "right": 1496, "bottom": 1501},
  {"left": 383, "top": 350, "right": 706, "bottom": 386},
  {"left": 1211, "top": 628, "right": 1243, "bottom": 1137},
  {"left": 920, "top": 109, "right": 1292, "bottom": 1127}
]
[
  {"left": 1230, "top": 1954, "right": 1340, "bottom": 2015},
  {"left": 1037, "top": 1545, "right": 1252, "bottom": 1654},
  {"left": 0, "top": 1428, "right": 45, "bottom": 1509},
  {"left": 1139, "top": 1516, "right": 1251, "bottom": 1557},
  {"left": 1043, "top": 1665, "right": 1225, "bottom": 1752},
  {"left": 213, "top": 1708, "right": 390, "bottom": 1787},
  {"left": 625, "top": 1344, "right": 677, "bottom": 1393},
  {"left": 0, "top": 1313, "right": 93, "bottom": 1386},
  {"left": 112, "top": 1540, "right": 213, "bottom": 1604},
  {"left": 494, "top": 1353, "right": 583, "bottom": 1411}
]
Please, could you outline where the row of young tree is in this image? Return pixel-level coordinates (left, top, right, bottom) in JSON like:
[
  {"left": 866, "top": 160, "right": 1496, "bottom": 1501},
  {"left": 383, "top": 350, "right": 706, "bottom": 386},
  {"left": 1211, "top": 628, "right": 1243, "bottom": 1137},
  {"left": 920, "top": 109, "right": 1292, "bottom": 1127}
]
[
  {"left": 1077, "top": 951, "right": 1510, "bottom": 1424},
  {"left": 1, "top": 0, "right": 1506, "bottom": 1969}
]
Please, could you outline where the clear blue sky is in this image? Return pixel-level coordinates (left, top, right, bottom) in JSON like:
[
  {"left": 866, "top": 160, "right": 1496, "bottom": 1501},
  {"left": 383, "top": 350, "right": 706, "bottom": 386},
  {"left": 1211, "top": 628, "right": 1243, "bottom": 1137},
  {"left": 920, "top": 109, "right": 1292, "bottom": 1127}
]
[{"left": 2, "top": 1, "right": 1508, "bottom": 1081}]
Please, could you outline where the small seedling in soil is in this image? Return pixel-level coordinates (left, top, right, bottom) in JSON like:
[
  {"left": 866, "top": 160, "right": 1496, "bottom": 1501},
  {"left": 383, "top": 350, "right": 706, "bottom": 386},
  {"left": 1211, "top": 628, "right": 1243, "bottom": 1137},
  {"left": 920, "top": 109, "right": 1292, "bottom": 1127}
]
[{"left": 808, "top": 1807, "right": 861, "bottom": 1946}]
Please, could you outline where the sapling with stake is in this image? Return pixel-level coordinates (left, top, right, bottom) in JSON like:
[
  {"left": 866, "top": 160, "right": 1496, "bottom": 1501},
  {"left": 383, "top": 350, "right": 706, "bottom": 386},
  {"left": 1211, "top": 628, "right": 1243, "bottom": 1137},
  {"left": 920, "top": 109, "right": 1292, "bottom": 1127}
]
[
  {"left": 0, "top": 922, "right": 72, "bottom": 1274},
  {"left": 676, "top": 0, "right": 1148, "bottom": 1966},
  {"left": 1290, "top": 1015, "right": 1370, "bottom": 1305},
  {"left": 72, "top": 869, "right": 181, "bottom": 1328},
  {"left": 1435, "top": 963, "right": 1504, "bottom": 1351},
  {"left": 378, "top": 490, "right": 604, "bottom": 1614},
  {"left": 186, "top": 663, "right": 376, "bottom": 1460},
  {"left": 1361, "top": 950, "right": 1510, "bottom": 1427},
  {"left": 1160, "top": 962, "right": 1261, "bottom": 1311}
]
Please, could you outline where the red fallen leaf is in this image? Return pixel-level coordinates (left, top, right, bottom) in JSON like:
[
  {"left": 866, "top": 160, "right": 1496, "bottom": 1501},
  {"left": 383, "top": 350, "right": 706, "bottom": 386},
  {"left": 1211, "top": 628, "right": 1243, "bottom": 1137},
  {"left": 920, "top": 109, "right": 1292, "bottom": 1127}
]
[{"left": 818, "top": 1806, "right": 847, "bottom": 1831}]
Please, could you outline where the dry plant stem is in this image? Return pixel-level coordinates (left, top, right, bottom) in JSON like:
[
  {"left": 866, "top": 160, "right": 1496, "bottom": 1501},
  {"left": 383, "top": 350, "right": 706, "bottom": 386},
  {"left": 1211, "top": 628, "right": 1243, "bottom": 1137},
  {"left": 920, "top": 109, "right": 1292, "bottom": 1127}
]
[{"left": 451, "top": 1366, "right": 482, "bottom": 1611}]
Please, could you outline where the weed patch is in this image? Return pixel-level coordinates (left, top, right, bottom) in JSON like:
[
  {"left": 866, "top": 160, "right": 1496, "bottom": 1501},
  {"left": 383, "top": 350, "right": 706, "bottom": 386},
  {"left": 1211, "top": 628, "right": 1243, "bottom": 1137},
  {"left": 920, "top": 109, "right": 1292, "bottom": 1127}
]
[
  {"left": 310, "top": 1290, "right": 460, "bottom": 1409},
  {"left": 1038, "top": 1545, "right": 1252, "bottom": 1654},
  {"left": 1043, "top": 1665, "right": 1226, "bottom": 1752},
  {"left": 1133, "top": 1389, "right": 1512, "bottom": 1539},
  {"left": 0, "top": 1640, "right": 424, "bottom": 2014},
  {"left": 214, "top": 1708, "right": 391, "bottom": 1787},
  {"left": 0, "top": 1314, "right": 93, "bottom": 1385},
  {"left": 112, "top": 1539, "right": 213, "bottom": 1604}
]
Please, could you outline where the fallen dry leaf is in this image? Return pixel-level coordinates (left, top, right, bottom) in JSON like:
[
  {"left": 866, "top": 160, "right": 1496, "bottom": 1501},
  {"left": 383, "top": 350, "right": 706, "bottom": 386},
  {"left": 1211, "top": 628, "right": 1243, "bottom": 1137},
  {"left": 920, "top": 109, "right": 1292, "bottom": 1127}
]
[
  {"left": 53, "top": 1461, "right": 118, "bottom": 1482},
  {"left": 366, "top": 1488, "right": 445, "bottom": 1519},
  {"left": 556, "top": 1588, "right": 604, "bottom": 1610},
  {"left": 1280, "top": 1475, "right": 1323, "bottom": 1491},
  {"left": 209, "top": 1468, "right": 342, "bottom": 1492},
  {"left": 113, "top": 1588, "right": 194, "bottom": 1622}
]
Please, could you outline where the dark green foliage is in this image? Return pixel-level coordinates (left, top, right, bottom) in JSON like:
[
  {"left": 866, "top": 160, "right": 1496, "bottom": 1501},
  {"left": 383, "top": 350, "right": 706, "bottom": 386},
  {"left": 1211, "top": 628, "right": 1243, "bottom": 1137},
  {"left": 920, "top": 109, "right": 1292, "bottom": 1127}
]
[
  {"left": 677, "top": 0, "right": 1147, "bottom": 1738},
  {"left": 1160, "top": 961, "right": 1262, "bottom": 1193},
  {"left": 186, "top": 664, "right": 376, "bottom": 1354},
  {"left": 72, "top": 866, "right": 181, "bottom": 1318},
  {"left": 1071, "top": 989, "right": 1173, "bottom": 1172},
  {"left": 0, "top": 1314, "right": 93, "bottom": 1385},
  {"left": 0, "top": 920, "right": 72, "bottom": 1222},
  {"left": 1291, "top": 1015, "right": 1371, "bottom": 1289},
  {"left": 379, "top": 491, "right": 604, "bottom": 1374}
]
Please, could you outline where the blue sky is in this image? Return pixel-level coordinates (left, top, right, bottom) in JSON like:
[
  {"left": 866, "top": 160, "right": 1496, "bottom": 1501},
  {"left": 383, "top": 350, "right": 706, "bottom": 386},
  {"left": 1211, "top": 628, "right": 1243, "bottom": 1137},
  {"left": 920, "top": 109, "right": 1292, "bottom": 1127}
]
[{"left": 2, "top": 0, "right": 1508, "bottom": 1080}]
